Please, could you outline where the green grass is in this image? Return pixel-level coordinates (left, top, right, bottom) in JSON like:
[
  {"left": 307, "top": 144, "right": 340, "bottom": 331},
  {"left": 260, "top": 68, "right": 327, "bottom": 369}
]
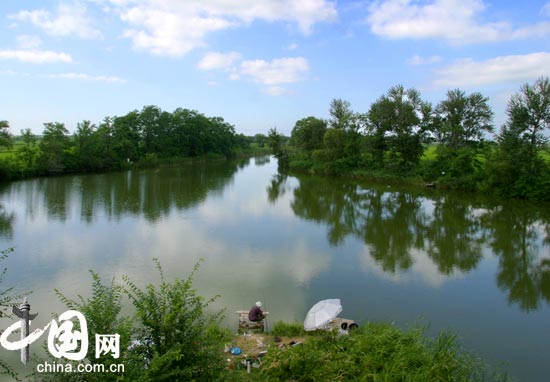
[
  {"left": 0, "top": 142, "right": 24, "bottom": 159},
  {"left": 239, "top": 322, "right": 508, "bottom": 382},
  {"left": 421, "top": 144, "right": 438, "bottom": 160}
]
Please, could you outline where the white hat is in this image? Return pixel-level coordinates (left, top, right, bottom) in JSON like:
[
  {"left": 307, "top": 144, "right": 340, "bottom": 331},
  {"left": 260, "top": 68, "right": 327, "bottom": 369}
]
[{"left": 256, "top": 301, "right": 262, "bottom": 307}]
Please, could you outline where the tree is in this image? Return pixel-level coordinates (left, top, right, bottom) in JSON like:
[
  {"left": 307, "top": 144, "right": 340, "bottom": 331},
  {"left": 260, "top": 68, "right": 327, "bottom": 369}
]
[
  {"left": 254, "top": 133, "right": 267, "bottom": 147},
  {"left": 74, "top": 121, "right": 101, "bottom": 170},
  {"left": 112, "top": 111, "right": 141, "bottom": 164},
  {"left": 329, "top": 99, "right": 353, "bottom": 130},
  {"left": 506, "top": 77, "right": 550, "bottom": 153},
  {"left": 486, "top": 77, "right": 550, "bottom": 198},
  {"left": 367, "top": 85, "right": 431, "bottom": 171},
  {"left": 434, "top": 89, "right": 494, "bottom": 149},
  {"left": 16, "top": 128, "right": 38, "bottom": 170},
  {"left": 38, "top": 122, "right": 71, "bottom": 173},
  {"left": 0, "top": 120, "right": 12, "bottom": 149},
  {"left": 290, "top": 116, "right": 327, "bottom": 151},
  {"left": 267, "top": 128, "right": 289, "bottom": 172}
]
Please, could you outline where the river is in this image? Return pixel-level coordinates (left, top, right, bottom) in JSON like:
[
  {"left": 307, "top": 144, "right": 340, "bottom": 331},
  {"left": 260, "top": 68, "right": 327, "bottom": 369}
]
[{"left": 1, "top": 156, "right": 549, "bottom": 381}]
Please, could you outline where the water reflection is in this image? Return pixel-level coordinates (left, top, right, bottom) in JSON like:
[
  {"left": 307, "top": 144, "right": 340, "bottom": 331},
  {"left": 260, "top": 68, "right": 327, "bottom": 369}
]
[
  {"left": 275, "top": 173, "right": 550, "bottom": 313},
  {"left": 0, "top": 203, "right": 14, "bottom": 239},
  {"left": 7, "top": 159, "right": 246, "bottom": 225},
  {"left": 481, "top": 204, "right": 550, "bottom": 311}
]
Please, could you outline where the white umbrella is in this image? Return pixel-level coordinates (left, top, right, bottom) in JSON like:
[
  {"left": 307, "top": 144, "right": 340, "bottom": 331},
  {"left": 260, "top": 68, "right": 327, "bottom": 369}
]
[{"left": 304, "top": 299, "right": 342, "bottom": 331}]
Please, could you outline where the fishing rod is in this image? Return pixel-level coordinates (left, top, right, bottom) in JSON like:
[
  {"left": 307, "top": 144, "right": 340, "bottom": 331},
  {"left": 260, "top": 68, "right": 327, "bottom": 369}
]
[{"left": 263, "top": 291, "right": 269, "bottom": 334}]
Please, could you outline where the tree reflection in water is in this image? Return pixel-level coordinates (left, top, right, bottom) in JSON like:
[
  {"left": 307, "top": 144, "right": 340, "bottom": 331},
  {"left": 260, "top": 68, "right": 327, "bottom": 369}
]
[
  {"left": 481, "top": 203, "right": 550, "bottom": 311},
  {"left": 273, "top": 173, "right": 550, "bottom": 313}
]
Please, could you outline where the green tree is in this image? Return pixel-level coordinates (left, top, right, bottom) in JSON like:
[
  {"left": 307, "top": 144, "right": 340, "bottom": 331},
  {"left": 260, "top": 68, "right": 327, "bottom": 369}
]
[
  {"left": 507, "top": 77, "right": 550, "bottom": 150},
  {"left": 0, "top": 120, "right": 12, "bottom": 149},
  {"left": 486, "top": 77, "right": 550, "bottom": 199},
  {"left": 112, "top": 111, "right": 141, "bottom": 164},
  {"left": 329, "top": 98, "right": 353, "bottom": 130},
  {"left": 74, "top": 120, "right": 100, "bottom": 171},
  {"left": 434, "top": 89, "right": 494, "bottom": 150},
  {"left": 368, "top": 85, "right": 431, "bottom": 172},
  {"left": 267, "top": 128, "right": 289, "bottom": 172},
  {"left": 254, "top": 133, "right": 267, "bottom": 147},
  {"left": 290, "top": 116, "right": 327, "bottom": 151},
  {"left": 38, "top": 122, "right": 71, "bottom": 173},
  {"left": 16, "top": 128, "right": 38, "bottom": 170}
]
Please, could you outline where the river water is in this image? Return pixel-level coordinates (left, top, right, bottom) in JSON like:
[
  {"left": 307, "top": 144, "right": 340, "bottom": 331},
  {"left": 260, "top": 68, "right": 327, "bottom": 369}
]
[{"left": 1, "top": 156, "right": 549, "bottom": 381}]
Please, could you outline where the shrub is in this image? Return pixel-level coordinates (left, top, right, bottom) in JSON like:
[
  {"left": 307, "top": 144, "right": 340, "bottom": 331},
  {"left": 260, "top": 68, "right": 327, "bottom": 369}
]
[{"left": 122, "top": 259, "right": 230, "bottom": 382}]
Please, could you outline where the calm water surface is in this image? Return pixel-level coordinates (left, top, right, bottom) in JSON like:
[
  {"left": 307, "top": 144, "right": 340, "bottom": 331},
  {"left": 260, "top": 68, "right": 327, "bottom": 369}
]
[{"left": 1, "top": 156, "right": 549, "bottom": 381}]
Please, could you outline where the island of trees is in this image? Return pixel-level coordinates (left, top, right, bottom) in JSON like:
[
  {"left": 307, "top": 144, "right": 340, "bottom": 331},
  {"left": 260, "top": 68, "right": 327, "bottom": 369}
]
[{"left": 269, "top": 77, "right": 550, "bottom": 201}]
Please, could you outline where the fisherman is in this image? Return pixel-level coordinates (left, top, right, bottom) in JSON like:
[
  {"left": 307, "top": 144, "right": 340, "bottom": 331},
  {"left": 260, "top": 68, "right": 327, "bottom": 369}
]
[{"left": 248, "top": 301, "right": 266, "bottom": 322}]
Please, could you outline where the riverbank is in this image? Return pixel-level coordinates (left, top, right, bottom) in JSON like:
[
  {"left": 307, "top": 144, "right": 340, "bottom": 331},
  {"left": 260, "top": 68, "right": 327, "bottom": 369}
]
[
  {"left": 224, "top": 321, "right": 509, "bottom": 381},
  {"left": 281, "top": 145, "right": 550, "bottom": 201},
  {"left": 0, "top": 146, "right": 270, "bottom": 182}
]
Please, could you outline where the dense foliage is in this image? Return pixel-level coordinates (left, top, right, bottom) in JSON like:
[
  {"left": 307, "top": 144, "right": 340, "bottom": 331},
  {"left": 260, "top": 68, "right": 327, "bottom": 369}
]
[
  {"left": 0, "top": 106, "right": 253, "bottom": 181},
  {"left": 282, "top": 78, "right": 550, "bottom": 200}
]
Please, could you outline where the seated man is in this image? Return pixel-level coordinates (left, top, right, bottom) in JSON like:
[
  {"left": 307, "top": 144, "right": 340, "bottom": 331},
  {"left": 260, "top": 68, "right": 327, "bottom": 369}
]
[{"left": 248, "top": 301, "right": 266, "bottom": 322}]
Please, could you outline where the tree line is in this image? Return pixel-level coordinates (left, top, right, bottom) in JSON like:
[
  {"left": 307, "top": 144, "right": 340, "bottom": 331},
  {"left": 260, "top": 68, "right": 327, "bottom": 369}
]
[
  {"left": 0, "top": 105, "right": 254, "bottom": 180},
  {"left": 271, "top": 77, "right": 550, "bottom": 200}
]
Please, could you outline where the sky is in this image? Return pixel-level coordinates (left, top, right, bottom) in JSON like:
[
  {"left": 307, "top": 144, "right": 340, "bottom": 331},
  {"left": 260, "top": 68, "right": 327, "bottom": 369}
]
[{"left": 1, "top": 0, "right": 550, "bottom": 136}]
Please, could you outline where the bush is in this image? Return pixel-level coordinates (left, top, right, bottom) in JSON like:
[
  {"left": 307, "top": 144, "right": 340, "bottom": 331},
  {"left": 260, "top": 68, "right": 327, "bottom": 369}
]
[{"left": 123, "top": 259, "right": 231, "bottom": 382}]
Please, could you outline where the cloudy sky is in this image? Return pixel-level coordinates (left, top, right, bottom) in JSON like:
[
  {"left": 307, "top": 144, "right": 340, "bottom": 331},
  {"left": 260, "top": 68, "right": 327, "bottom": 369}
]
[{"left": 1, "top": 0, "right": 550, "bottom": 135}]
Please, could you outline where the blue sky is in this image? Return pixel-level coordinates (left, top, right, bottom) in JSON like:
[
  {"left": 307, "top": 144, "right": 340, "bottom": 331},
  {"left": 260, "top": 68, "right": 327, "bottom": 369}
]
[{"left": 1, "top": 0, "right": 550, "bottom": 136}]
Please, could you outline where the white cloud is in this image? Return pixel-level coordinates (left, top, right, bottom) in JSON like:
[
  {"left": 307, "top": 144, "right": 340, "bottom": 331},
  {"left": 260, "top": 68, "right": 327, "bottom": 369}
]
[
  {"left": 434, "top": 52, "right": 550, "bottom": 87},
  {"left": 263, "top": 86, "right": 287, "bottom": 95},
  {"left": 197, "top": 51, "right": 241, "bottom": 71},
  {"left": 240, "top": 57, "right": 309, "bottom": 85},
  {"left": 47, "top": 72, "right": 126, "bottom": 83},
  {"left": 0, "top": 49, "right": 73, "bottom": 64},
  {"left": 111, "top": 0, "right": 336, "bottom": 57},
  {"left": 367, "top": 0, "right": 550, "bottom": 44},
  {"left": 11, "top": 2, "right": 102, "bottom": 39},
  {"left": 408, "top": 54, "right": 442, "bottom": 65},
  {"left": 16, "top": 35, "right": 43, "bottom": 50},
  {"left": 121, "top": 5, "right": 234, "bottom": 57},
  {"left": 542, "top": 2, "right": 550, "bottom": 17},
  {"left": 287, "top": 43, "right": 299, "bottom": 51}
]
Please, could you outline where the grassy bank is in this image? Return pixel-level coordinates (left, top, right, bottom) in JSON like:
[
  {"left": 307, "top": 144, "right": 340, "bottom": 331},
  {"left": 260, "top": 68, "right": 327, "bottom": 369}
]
[{"left": 227, "top": 322, "right": 508, "bottom": 382}]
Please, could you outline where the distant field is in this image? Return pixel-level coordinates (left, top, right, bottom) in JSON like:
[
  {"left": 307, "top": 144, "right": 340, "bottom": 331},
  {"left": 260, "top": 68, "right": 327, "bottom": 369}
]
[
  {"left": 0, "top": 142, "right": 24, "bottom": 159},
  {"left": 421, "top": 145, "right": 437, "bottom": 161}
]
